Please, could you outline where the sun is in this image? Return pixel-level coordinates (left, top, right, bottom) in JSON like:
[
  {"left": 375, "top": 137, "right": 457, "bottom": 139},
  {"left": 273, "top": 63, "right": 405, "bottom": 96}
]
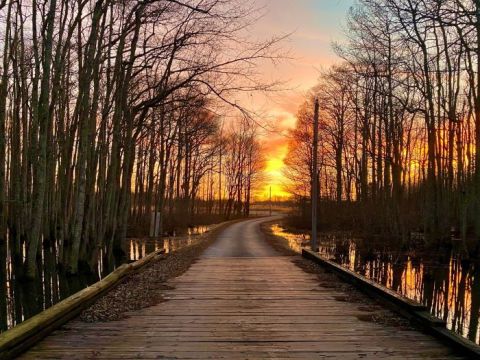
[{"left": 255, "top": 146, "right": 291, "bottom": 200}]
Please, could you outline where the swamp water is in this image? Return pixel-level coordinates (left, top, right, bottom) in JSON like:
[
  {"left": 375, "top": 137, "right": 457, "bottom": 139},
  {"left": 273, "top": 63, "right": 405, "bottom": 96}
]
[
  {"left": 0, "top": 225, "right": 210, "bottom": 332},
  {"left": 271, "top": 224, "right": 480, "bottom": 345}
]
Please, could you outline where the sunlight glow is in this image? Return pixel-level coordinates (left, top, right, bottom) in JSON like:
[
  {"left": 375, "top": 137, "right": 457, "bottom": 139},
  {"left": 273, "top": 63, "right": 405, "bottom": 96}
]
[{"left": 256, "top": 144, "right": 291, "bottom": 200}]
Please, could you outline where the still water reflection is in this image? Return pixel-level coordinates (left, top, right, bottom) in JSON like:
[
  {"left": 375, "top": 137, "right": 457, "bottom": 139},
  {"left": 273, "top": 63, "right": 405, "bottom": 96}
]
[
  {"left": 0, "top": 225, "right": 210, "bottom": 333},
  {"left": 271, "top": 224, "right": 480, "bottom": 345},
  {"left": 126, "top": 225, "right": 209, "bottom": 260}
]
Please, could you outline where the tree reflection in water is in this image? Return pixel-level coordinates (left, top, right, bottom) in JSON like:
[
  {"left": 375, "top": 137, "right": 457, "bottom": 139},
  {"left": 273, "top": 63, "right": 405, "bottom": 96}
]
[
  {"left": 271, "top": 224, "right": 480, "bottom": 344},
  {"left": 0, "top": 225, "right": 210, "bottom": 332}
]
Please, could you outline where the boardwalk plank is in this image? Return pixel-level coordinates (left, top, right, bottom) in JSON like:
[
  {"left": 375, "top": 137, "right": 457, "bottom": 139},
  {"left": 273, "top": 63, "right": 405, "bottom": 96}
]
[{"left": 20, "top": 218, "right": 463, "bottom": 359}]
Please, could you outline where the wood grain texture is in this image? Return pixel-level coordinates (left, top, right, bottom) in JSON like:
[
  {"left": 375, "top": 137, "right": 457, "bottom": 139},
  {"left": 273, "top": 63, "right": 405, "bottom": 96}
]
[
  {"left": 0, "top": 249, "right": 166, "bottom": 360},
  {"left": 19, "top": 218, "right": 463, "bottom": 359}
]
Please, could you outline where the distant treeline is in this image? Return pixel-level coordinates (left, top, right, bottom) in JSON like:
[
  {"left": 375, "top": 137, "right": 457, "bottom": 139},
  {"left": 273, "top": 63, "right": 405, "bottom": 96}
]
[{"left": 285, "top": 0, "right": 480, "bottom": 250}]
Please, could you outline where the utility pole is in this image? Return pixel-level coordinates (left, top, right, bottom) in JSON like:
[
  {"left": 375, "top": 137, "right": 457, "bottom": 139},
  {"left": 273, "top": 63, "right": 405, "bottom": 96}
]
[
  {"left": 311, "top": 98, "right": 319, "bottom": 252},
  {"left": 269, "top": 185, "right": 272, "bottom": 216}
]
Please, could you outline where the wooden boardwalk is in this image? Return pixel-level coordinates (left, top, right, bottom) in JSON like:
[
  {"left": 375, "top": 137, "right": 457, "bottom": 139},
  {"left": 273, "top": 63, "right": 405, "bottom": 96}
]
[{"left": 21, "top": 218, "right": 462, "bottom": 359}]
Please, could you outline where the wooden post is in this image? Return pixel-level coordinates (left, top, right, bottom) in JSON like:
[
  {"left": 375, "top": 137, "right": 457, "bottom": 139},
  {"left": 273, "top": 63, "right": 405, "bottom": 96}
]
[
  {"left": 311, "top": 98, "right": 319, "bottom": 252},
  {"left": 269, "top": 185, "right": 272, "bottom": 216}
]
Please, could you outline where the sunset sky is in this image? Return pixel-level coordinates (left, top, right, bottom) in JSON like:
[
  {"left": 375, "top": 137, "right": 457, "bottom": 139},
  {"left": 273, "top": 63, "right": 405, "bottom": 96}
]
[{"left": 250, "top": 0, "right": 354, "bottom": 200}]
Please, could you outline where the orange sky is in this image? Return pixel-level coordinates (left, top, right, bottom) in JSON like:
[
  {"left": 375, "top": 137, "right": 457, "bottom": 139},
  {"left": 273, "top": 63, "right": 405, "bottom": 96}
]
[{"left": 246, "top": 0, "right": 354, "bottom": 200}]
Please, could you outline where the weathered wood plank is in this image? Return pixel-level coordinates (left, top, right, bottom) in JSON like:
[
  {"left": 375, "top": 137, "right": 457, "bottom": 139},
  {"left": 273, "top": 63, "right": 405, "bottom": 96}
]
[
  {"left": 0, "top": 249, "right": 166, "bottom": 359},
  {"left": 18, "top": 218, "right": 463, "bottom": 359},
  {"left": 19, "top": 256, "right": 461, "bottom": 359}
]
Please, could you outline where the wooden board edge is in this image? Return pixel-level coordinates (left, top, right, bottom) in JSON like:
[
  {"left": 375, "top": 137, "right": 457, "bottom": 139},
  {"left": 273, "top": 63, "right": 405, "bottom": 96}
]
[
  {"left": 301, "top": 248, "right": 480, "bottom": 358},
  {"left": 0, "top": 248, "right": 165, "bottom": 360}
]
